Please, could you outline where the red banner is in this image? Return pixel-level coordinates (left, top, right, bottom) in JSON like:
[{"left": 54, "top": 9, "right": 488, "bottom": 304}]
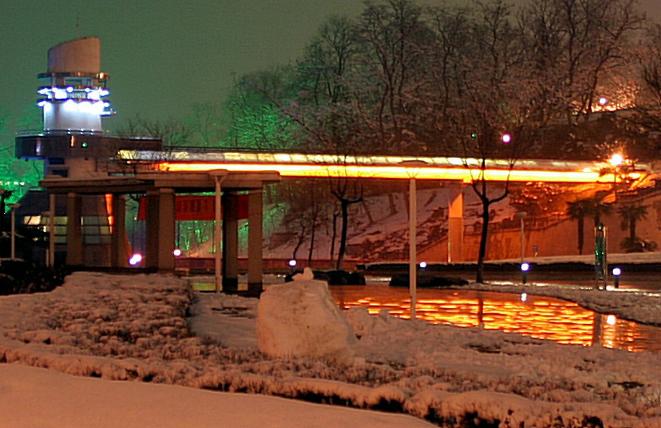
[{"left": 138, "top": 195, "right": 248, "bottom": 221}]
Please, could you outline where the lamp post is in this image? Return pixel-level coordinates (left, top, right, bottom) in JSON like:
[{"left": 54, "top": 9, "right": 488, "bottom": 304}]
[
  {"left": 400, "top": 160, "right": 428, "bottom": 320},
  {"left": 9, "top": 203, "right": 20, "bottom": 260},
  {"left": 210, "top": 171, "right": 227, "bottom": 293}
]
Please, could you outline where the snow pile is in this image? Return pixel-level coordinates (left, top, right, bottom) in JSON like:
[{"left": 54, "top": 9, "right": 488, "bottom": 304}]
[{"left": 256, "top": 280, "right": 356, "bottom": 361}]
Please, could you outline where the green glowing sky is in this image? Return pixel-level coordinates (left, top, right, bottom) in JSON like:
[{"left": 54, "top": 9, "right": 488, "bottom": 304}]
[
  {"left": 2, "top": 0, "right": 660, "bottom": 129},
  {"left": 0, "top": 0, "right": 363, "bottom": 128}
]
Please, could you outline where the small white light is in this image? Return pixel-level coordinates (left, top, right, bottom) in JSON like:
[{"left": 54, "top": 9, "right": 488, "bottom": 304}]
[
  {"left": 173, "top": 249, "right": 182, "bottom": 257},
  {"left": 501, "top": 133, "right": 512, "bottom": 144},
  {"left": 606, "top": 315, "right": 617, "bottom": 326},
  {"left": 37, "top": 101, "right": 46, "bottom": 107},
  {"left": 419, "top": 261, "right": 427, "bottom": 269},
  {"left": 612, "top": 267, "right": 621, "bottom": 276},
  {"left": 288, "top": 259, "right": 297, "bottom": 267},
  {"left": 129, "top": 253, "right": 143, "bottom": 266},
  {"left": 520, "top": 292, "right": 527, "bottom": 302},
  {"left": 521, "top": 262, "right": 530, "bottom": 272},
  {"left": 66, "top": 86, "right": 74, "bottom": 93},
  {"left": 598, "top": 97, "right": 608, "bottom": 106}
]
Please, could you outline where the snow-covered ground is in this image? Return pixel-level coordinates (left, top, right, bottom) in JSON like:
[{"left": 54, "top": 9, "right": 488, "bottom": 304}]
[
  {"left": 0, "top": 272, "right": 659, "bottom": 427},
  {"left": 0, "top": 364, "right": 431, "bottom": 428}
]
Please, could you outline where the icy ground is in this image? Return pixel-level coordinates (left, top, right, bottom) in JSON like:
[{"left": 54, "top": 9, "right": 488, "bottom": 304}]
[{"left": 1, "top": 272, "right": 660, "bottom": 427}]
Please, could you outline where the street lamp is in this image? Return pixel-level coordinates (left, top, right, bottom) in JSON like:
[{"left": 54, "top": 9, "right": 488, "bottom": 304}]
[
  {"left": 609, "top": 153, "right": 624, "bottom": 168},
  {"left": 612, "top": 267, "right": 621, "bottom": 289},
  {"left": 520, "top": 262, "right": 530, "bottom": 284},
  {"left": 399, "top": 160, "right": 428, "bottom": 320}
]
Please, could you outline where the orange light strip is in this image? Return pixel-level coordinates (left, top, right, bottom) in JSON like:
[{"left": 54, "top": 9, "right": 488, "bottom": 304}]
[{"left": 156, "top": 161, "right": 620, "bottom": 183}]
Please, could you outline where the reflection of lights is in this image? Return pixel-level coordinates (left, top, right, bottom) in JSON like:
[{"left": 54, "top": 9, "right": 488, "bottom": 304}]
[
  {"left": 520, "top": 292, "right": 527, "bottom": 302},
  {"left": 419, "top": 261, "right": 427, "bottom": 269},
  {"left": 607, "top": 314, "right": 617, "bottom": 326},
  {"left": 129, "top": 253, "right": 143, "bottom": 266},
  {"left": 288, "top": 259, "right": 297, "bottom": 267},
  {"left": 330, "top": 287, "right": 658, "bottom": 352},
  {"left": 173, "top": 248, "right": 182, "bottom": 257}
]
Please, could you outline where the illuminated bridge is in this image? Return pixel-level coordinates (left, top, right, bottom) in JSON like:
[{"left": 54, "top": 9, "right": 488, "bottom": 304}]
[{"left": 117, "top": 149, "right": 645, "bottom": 184}]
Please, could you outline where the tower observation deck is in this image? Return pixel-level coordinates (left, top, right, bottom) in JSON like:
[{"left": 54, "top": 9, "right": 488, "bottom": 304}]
[
  {"left": 38, "top": 37, "right": 113, "bottom": 134},
  {"left": 16, "top": 37, "right": 161, "bottom": 178}
]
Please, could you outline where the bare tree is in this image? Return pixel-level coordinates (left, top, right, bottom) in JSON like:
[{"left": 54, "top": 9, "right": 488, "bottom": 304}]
[
  {"left": 356, "top": 0, "right": 428, "bottom": 152},
  {"left": 448, "top": 0, "right": 547, "bottom": 283},
  {"left": 520, "top": 0, "right": 643, "bottom": 124}
]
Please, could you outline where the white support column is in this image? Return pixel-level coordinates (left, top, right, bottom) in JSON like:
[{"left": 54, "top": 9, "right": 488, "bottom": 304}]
[
  {"left": 214, "top": 177, "right": 222, "bottom": 292},
  {"left": 409, "top": 177, "right": 417, "bottom": 320}
]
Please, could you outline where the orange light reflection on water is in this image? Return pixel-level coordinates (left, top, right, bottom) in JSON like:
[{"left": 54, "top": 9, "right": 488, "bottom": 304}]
[{"left": 331, "top": 286, "right": 661, "bottom": 353}]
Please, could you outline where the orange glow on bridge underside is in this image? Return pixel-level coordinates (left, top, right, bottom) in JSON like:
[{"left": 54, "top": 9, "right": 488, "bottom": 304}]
[{"left": 155, "top": 161, "right": 628, "bottom": 184}]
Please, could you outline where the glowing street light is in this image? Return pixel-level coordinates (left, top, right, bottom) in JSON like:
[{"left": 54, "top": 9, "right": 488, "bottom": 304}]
[
  {"left": 612, "top": 267, "right": 621, "bottom": 288},
  {"left": 173, "top": 248, "right": 182, "bottom": 257},
  {"left": 129, "top": 253, "right": 143, "bottom": 266},
  {"left": 520, "top": 262, "right": 530, "bottom": 284},
  {"left": 419, "top": 261, "right": 427, "bottom": 269},
  {"left": 288, "top": 259, "right": 297, "bottom": 268},
  {"left": 609, "top": 153, "right": 624, "bottom": 167},
  {"left": 598, "top": 97, "right": 608, "bottom": 106},
  {"left": 501, "top": 133, "right": 512, "bottom": 144}
]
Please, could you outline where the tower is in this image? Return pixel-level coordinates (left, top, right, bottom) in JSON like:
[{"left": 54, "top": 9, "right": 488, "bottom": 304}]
[
  {"left": 15, "top": 37, "right": 161, "bottom": 266},
  {"left": 37, "top": 37, "right": 113, "bottom": 134}
]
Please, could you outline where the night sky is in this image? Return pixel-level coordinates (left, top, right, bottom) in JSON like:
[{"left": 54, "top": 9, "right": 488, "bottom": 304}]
[{"left": 1, "top": 0, "right": 660, "bottom": 131}]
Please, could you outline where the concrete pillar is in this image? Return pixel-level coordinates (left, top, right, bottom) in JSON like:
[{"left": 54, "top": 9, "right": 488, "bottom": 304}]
[
  {"left": 110, "top": 195, "right": 127, "bottom": 268},
  {"left": 157, "top": 188, "right": 176, "bottom": 271},
  {"left": 222, "top": 192, "right": 239, "bottom": 293},
  {"left": 447, "top": 184, "right": 464, "bottom": 263},
  {"left": 145, "top": 190, "right": 160, "bottom": 269},
  {"left": 66, "top": 192, "right": 82, "bottom": 266},
  {"left": 247, "top": 188, "right": 263, "bottom": 296}
]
